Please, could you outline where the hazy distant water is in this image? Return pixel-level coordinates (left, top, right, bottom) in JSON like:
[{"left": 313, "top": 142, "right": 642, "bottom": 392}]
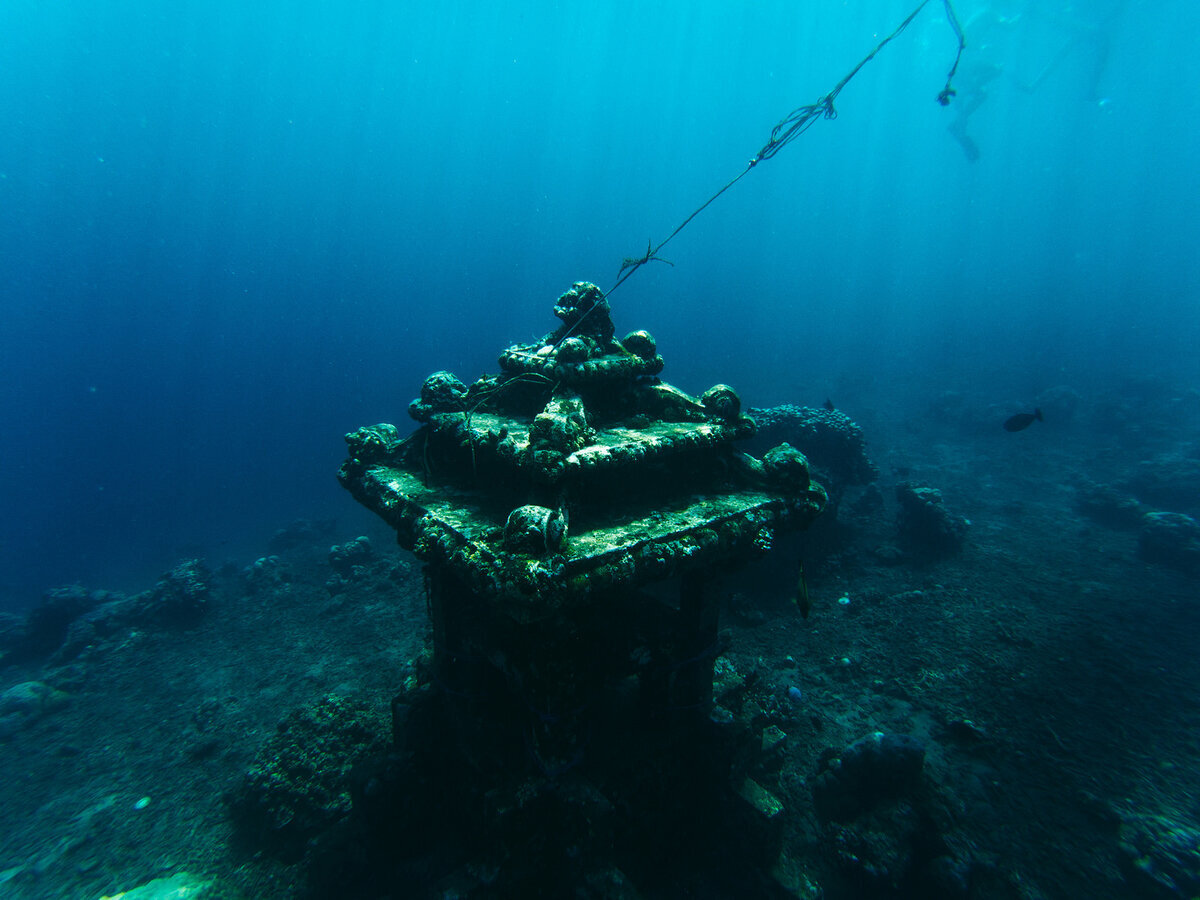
[{"left": 1, "top": 0, "right": 1196, "bottom": 604}]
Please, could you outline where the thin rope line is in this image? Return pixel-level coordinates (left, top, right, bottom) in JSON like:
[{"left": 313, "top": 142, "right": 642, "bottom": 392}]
[{"left": 605, "top": 0, "right": 965, "bottom": 299}]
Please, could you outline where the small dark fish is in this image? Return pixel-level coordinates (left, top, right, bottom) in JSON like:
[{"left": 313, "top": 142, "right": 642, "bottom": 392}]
[
  {"left": 794, "top": 561, "right": 811, "bottom": 619},
  {"left": 823, "top": 398, "right": 835, "bottom": 411},
  {"left": 1003, "top": 408, "right": 1043, "bottom": 432}
]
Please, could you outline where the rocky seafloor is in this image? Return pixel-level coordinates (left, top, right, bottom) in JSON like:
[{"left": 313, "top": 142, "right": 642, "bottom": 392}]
[{"left": 1, "top": 385, "right": 1198, "bottom": 900}]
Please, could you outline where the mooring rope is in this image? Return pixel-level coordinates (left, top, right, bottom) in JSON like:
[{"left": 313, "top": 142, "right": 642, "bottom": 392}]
[{"left": 605, "top": 0, "right": 966, "bottom": 298}]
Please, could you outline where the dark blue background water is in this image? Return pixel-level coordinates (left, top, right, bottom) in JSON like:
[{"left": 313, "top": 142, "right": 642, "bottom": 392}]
[{"left": 2, "top": 0, "right": 1196, "bottom": 605}]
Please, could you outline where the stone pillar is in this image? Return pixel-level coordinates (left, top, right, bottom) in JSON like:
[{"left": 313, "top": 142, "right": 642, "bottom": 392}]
[{"left": 674, "top": 569, "right": 720, "bottom": 713}]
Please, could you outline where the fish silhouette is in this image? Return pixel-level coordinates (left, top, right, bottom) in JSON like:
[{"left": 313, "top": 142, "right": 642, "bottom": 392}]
[{"left": 1003, "top": 408, "right": 1043, "bottom": 432}]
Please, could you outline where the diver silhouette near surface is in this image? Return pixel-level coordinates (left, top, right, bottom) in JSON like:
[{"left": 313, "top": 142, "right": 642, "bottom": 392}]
[{"left": 948, "top": 0, "right": 1124, "bottom": 162}]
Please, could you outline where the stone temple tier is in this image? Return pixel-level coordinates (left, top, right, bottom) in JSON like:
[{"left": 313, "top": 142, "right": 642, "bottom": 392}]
[{"left": 338, "top": 281, "right": 827, "bottom": 621}]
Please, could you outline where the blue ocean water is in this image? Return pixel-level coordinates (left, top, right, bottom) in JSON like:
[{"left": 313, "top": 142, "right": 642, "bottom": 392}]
[{"left": 1, "top": 0, "right": 1195, "bottom": 605}]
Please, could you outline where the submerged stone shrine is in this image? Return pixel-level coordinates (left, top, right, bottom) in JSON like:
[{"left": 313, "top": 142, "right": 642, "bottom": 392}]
[{"left": 337, "top": 281, "right": 827, "bottom": 893}]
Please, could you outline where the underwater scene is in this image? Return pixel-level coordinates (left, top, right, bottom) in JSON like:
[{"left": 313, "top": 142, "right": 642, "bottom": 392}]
[{"left": 1, "top": 0, "right": 1198, "bottom": 898}]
